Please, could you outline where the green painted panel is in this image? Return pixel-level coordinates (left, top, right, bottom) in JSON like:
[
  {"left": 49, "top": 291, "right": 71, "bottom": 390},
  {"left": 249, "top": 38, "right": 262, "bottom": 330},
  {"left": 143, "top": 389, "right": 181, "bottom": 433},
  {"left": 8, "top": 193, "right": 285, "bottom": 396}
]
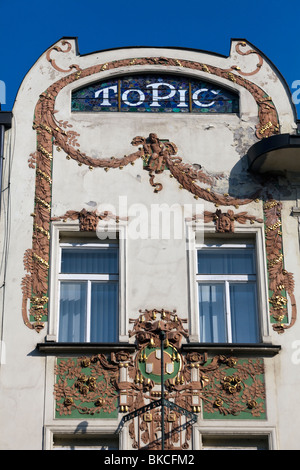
[{"left": 55, "top": 357, "right": 118, "bottom": 419}]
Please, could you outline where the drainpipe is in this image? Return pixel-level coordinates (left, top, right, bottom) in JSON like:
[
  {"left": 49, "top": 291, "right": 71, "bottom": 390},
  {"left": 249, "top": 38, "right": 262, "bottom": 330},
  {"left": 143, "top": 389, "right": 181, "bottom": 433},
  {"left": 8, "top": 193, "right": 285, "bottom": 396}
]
[{"left": 0, "top": 110, "right": 12, "bottom": 215}]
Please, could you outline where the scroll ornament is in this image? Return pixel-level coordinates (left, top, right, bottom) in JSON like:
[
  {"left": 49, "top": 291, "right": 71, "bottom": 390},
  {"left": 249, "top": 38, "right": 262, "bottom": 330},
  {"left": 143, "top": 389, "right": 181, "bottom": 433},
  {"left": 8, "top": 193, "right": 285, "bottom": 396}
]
[{"left": 225, "top": 41, "right": 264, "bottom": 77}]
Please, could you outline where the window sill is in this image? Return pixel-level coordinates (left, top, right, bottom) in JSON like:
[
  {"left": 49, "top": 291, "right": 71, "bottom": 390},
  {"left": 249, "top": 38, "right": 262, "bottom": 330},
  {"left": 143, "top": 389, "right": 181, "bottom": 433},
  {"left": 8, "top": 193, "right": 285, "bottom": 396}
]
[
  {"left": 37, "top": 342, "right": 136, "bottom": 354},
  {"left": 182, "top": 343, "right": 281, "bottom": 357}
]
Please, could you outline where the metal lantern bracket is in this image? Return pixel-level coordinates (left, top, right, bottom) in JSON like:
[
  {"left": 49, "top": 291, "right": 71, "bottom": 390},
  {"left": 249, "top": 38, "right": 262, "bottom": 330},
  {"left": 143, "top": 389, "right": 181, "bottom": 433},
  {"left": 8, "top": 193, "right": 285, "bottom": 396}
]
[{"left": 117, "top": 331, "right": 197, "bottom": 450}]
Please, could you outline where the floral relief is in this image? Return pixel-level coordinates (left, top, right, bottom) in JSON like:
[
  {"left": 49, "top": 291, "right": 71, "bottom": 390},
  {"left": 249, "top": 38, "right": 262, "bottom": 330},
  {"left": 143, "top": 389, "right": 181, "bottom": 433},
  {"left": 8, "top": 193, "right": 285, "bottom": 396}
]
[
  {"left": 54, "top": 355, "right": 119, "bottom": 418},
  {"left": 202, "top": 356, "right": 265, "bottom": 418}
]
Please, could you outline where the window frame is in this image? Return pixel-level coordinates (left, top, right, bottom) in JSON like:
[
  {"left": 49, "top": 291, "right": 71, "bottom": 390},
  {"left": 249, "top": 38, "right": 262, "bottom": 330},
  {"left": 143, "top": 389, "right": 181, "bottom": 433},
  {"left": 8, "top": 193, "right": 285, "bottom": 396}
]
[
  {"left": 47, "top": 220, "right": 127, "bottom": 343},
  {"left": 192, "top": 426, "right": 276, "bottom": 450},
  {"left": 57, "top": 242, "right": 119, "bottom": 343},
  {"left": 186, "top": 223, "right": 271, "bottom": 344},
  {"left": 196, "top": 242, "right": 259, "bottom": 343},
  {"left": 44, "top": 424, "right": 125, "bottom": 450}
]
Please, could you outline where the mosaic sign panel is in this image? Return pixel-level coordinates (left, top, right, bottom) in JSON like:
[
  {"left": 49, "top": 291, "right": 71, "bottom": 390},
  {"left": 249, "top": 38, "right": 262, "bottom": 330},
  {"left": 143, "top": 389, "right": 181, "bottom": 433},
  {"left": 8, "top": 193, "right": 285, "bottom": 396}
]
[{"left": 71, "top": 75, "right": 239, "bottom": 114}]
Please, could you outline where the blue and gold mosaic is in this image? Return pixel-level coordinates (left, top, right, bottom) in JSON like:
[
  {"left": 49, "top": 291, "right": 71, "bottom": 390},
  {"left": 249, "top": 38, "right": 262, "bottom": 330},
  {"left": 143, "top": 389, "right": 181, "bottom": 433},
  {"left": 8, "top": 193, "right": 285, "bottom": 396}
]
[{"left": 71, "top": 74, "right": 239, "bottom": 114}]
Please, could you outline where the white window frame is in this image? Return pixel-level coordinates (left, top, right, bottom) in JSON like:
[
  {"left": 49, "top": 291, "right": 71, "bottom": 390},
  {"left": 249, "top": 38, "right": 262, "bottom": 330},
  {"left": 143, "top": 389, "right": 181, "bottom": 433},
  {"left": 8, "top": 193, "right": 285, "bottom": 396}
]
[
  {"left": 192, "top": 426, "right": 277, "bottom": 450},
  {"left": 186, "top": 223, "right": 271, "bottom": 343},
  {"left": 57, "top": 242, "right": 119, "bottom": 343},
  {"left": 44, "top": 423, "right": 128, "bottom": 450},
  {"left": 196, "top": 242, "right": 258, "bottom": 343},
  {"left": 47, "top": 220, "right": 127, "bottom": 342}
]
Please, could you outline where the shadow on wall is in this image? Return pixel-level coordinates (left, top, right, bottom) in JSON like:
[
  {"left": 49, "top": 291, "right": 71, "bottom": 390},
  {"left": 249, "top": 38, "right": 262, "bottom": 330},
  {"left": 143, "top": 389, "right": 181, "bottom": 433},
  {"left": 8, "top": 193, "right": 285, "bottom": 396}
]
[{"left": 227, "top": 151, "right": 294, "bottom": 202}]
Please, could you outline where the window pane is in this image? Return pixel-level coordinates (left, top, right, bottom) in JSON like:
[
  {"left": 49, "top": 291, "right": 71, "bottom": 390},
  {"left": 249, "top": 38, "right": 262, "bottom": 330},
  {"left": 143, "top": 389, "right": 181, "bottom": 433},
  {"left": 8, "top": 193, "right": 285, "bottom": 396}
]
[
  {"left": 59, "top": 282, "right": 87, "bottom": 342},
  {"left": 202, "top": 436, "right": 268, "bottom": 450},
  {"left": 198, "top": 284, "right": 226, "bottom": 342},
  {"left": 53, "top": 435, "right": 119, "bottom": 450},
  {"left": 230, "top": 283, "right": 259, "bottom": 343},
  {"left": 61, "top": 248, "right": 118, "bottom": 274},
  {"left": 197, "top": 248, "right": 255, "bottom": 274},
  {"left": 90, "top": 282, "right": 118, "bottom": 342}
]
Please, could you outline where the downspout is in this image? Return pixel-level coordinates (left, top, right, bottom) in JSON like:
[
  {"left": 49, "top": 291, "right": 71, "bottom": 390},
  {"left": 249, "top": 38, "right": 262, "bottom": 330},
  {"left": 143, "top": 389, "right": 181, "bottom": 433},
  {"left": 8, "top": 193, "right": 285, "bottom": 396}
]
[
  {"left": 0, "top": 123, "right": 5, "bottom": 214},
  {"left": 0, "top": 111, "right": 12, "bottom": 215}
]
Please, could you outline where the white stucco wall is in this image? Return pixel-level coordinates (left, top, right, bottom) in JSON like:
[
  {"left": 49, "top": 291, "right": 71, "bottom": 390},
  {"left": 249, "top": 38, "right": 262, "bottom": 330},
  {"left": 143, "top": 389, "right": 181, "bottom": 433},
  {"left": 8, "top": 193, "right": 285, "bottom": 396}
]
[{"left": 0, "top": 38, "right": 300, "bottom": 450}]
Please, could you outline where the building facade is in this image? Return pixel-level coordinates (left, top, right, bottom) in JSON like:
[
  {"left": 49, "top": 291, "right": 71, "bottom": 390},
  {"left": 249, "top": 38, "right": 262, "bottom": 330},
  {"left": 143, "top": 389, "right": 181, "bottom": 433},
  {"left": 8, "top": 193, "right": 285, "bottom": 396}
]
[{"left": 0, "top": 38, "right": 300, "bottom": 450}]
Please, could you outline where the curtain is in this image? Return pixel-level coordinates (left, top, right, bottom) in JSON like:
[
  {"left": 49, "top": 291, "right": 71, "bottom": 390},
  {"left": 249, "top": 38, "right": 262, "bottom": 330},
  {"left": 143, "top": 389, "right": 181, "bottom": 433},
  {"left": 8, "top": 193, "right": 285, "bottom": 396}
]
[
  {"left": 90, "top": 282, "right": 118, "bottom": 342},
  {"left": 59, "top": 282, "right": 87, "bottom": 342},
  {"left": 61, "top": 247, "right": 118, "bottom": 274},
  {"left": 197, "top": 248, "right": 255, "bottom": 274},
  {"left": 230, "top": 283, "right": 258, "bottom": 343},
  {"left": 198, "top": 284, "right": 226, "bottom": 342},
  {"left": 59, "top": 247, "right": 119, "bottom": 342}
]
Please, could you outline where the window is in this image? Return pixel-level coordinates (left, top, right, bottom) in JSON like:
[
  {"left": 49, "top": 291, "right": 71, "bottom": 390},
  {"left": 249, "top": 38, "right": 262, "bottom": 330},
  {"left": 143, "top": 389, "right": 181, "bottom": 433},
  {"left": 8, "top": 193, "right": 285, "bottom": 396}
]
[
  {"left": 71, "top": 74, "right": 239, "bottom": 114},
  {"left": 201, "top": 435, "right": 268, "bottom": 450},
  {"left": 197, "top": 242, "right": 259, "bottom": 343},
  {"left": 53, "top": 435, "right": 119, "bottom": 450},
  {"left": 58, "top": 242, "right": 119, "bottom": 342}
]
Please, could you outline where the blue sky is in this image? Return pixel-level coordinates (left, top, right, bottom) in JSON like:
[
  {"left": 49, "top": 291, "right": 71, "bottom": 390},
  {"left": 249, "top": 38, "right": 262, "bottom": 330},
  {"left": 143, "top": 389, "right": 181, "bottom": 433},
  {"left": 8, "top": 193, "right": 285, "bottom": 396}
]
[{"left": 1, "top": 0, "right": 300, "bottom": 117}]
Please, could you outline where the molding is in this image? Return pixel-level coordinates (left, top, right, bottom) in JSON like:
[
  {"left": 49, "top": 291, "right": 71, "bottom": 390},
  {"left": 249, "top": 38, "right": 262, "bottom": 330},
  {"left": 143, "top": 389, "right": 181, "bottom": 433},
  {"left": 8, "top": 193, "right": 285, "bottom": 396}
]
[
  {"left": 194, "top": 426, "right": 277, "bottom": 450},
  {"left": 43, "top": 423, "right": 126, "bottom": 450},
  {"left": 182, "top": 343, "right": 281, "bottom": 357},
  {"left": 37, "top": 342, "right": 136, "bottom": 354}
]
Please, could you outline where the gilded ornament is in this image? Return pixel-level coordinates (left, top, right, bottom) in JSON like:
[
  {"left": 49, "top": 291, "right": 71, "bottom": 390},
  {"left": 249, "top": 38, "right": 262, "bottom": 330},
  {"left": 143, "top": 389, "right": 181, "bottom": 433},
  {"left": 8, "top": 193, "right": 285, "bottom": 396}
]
[
  {"left": 247, "top": 400, "right": 258, "bottom": 409},
  {"left": 214, "top": 398, "right": 223, "bottom": 407},
  {"left": 64, "top": 398, "right": 74, "bottom": 407},
  {"left": 144, "top": 412, "right": 152, "bottom": 422},
  {"left": 81, "top": 358, "right": 91, "bottom": 368},
  {"left": 95, "top": 398, "right": 105, "bottom": 407}
]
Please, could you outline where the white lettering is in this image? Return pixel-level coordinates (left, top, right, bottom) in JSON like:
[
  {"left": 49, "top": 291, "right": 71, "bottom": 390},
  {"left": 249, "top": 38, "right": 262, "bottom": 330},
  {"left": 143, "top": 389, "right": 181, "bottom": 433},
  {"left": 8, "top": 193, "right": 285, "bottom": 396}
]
[
  {"left": 0, "top": 80, "right": 6, "bottom": 105},
  {"left": 104, "top": 454, "right": 139, "bottom": 467},
  {"left": 177, "top": 89, "right": 188, "bottom": 107},
  {"left": 150, "top": 203, "right": 183, "bottom": 240},
  {"left": 122, "top": 88, "right": 145, "bottom": 106},
  {"left": 94, "top": 85, "right": 117, "bottom": 106},
  {"left": 292, "top": 80, "right": 300, "bottom": 105},
  {"left": 291, "top": 340, "right": 300, "bottom": 364},
  {"left": 193, "top": 88, "right": 219, "bottom": 107},
  {"left": 127, "top": 203, "right": 149, "bottom": 240},
  {"left": 147, "top": 455, "right": 194, "bottom": 465},
  {"left": 147, "top": 82, "right": 176, "bottom": 107},
  {"left": 93, "top": 81, "right": 224, "bottom": 110}
]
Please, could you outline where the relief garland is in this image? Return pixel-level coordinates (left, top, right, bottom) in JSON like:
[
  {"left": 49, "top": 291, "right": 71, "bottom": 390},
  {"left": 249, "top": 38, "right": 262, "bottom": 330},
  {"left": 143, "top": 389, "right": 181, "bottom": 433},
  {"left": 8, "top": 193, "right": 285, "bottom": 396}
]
[{"left": 188, "top": 208, "right": 264, "bottom": 232}]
